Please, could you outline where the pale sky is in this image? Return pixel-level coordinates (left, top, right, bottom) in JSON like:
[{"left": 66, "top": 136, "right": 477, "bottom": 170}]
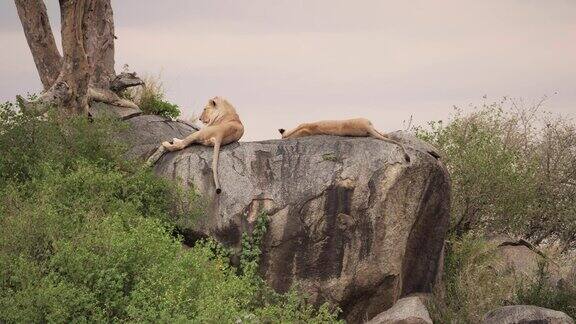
[{"left": 1, "top": 0, "right": 575, "bottom": 140}]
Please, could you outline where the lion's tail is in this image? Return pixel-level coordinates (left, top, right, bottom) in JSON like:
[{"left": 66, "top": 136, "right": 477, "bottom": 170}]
[
  {"left": 370, "top": 128, "right": 411, "bottom": 162},
  {"left": 212, "top": 140, "right": 222, "bottom": 194}
]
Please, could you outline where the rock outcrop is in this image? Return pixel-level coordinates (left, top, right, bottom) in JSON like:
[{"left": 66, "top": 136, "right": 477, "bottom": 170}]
[
  {"left": 120, "top": 114, "right": 451, "bottom": 323},
  {"left": 482, "top": 305, "right": 574, "bottom": 324},
  {"left": 366, "top": 296, "right": 433, "bottom": 324}
]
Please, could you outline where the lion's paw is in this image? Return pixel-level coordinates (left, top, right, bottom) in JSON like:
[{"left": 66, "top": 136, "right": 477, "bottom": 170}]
[{"left": 162, "top": 141, "right": 174, "bottom": 150}]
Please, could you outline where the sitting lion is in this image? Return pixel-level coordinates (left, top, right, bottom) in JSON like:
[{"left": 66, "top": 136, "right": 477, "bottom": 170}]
[
  {"left": 162, "top": 97, "right": 244, "bottom": 194},
  {"left": 279, "top": 118, "right": 410, "bottom": 162}
]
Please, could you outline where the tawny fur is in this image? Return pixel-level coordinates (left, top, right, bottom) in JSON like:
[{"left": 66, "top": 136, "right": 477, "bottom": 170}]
[
  {"left": 279, "top": 118, "right": 410, "bottom": 162},
  {"left": 162, "top": 97, "right": 244, "bottom": 193}
]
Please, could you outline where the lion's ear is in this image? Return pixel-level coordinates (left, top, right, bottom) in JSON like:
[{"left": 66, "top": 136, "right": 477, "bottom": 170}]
[{"left": 210, "top": 99, "right": 216, "bottom": 106}]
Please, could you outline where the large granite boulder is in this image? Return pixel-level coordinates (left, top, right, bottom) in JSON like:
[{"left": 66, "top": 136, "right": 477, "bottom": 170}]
[
  {"left": 365, "top": 296, "right": 433, "bottom": 324},
  {"left": 120, "top": 114, "right": 451, "bottom": 323},
  {"left": 482, "top": 305, "right": 574, "bottom": 324}
]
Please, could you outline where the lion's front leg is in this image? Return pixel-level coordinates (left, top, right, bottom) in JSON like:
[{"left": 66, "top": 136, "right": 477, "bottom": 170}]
[
  {"left": 162, "top": 137, "right": 186, "bottom": 151},
  {"left": 162, "top": 130, "right": 204, "bottom": 151}
]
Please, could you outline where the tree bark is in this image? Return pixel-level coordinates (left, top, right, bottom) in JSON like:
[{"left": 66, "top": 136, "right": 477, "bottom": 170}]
[
  {"left": 14, "top": 0, "right": 62, "bottom": 90},
  {"left": 84, "top": 0, "right": 116, "bottom": 89},
  {"left": 55, "top": 0, "right": 91, "bottom": 115}
]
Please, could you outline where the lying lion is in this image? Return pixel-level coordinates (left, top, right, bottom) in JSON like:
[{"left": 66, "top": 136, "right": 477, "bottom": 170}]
[
  {"left": 162, "top": 97, "right": 244, "bottom": 194},
  {"left": 279, "top": 118, "right": 410, "bottom": 162}
]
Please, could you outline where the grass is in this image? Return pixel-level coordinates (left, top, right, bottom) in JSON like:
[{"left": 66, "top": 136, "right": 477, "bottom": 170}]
[{"left": 122, "top": 74, "right": 181, "bottom": 119}]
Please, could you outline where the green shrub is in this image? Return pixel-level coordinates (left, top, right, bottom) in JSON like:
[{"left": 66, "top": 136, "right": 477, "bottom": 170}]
[
  {"left": 0, "top": 101, "right": 126, "bottom": 188},
  {"left": 415, "top": 97, "right": 576, "bottom": 248},
  {"left": 417, "top": 98, "right": 576, "bottom": 323},
  {"left": 415, "top": 103, "right": 538, "bottom": 238},
  {"left": 0, "top": 101, "right": 339, "bottom": 323},
  {"left": 240, "top": 213, "right": 269, "bottom": 276},
  {"left": 123, "top": 74, "right": 181, "bottom": 119},
  {"left": 139, "top": 95, "right": 180, "bottom": 119}
]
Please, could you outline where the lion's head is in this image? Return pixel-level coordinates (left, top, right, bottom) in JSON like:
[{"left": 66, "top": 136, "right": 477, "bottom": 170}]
[{"left": 199, "top": 96, "right": 239, "bottom": 125}]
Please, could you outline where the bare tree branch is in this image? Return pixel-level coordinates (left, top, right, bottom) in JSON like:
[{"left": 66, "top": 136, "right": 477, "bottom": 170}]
[
  {"left": 84, "top": 0, "right": 116, "bottom": 89},
  {"left": 14, "top": 0, "right": 62, "bottom": 89}
]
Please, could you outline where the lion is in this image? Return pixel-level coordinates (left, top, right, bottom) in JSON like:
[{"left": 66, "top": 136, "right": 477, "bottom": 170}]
[
  {"left": 162, "top": 97, "right": 244, "bottom": 194},
  {"left": 278, "top": 118, "right": 410, "bottom": 162}
]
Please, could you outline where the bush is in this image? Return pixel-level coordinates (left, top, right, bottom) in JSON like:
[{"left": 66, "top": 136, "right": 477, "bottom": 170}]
[
  {"left": 0, "top": 101, "right": 339, "bottom": 323},
  {"left": 415, "top": 97, "right": 576, "bottom": 248},
  {"left": 429, "top": 235, "right": 516, "bottom": 323},
  {"left": 419, "top": 97, "right": 576, "bottom": 321},
  {"left": 122, "top": 74, "right": 181, "bottom": 118},
  {"left": 0, "top": 101, "right": 126, "bottom": 188}
]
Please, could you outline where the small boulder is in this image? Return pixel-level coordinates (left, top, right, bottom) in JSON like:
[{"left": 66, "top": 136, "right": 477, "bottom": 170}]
[
  {"left": 365, "top": 296, "right": 433, "bottom": 324},
  {"left": 492, "top": 237, "right": 562, "bottom": 286},
  {"left": 482, "top": 305, "right": 574, "bottom": 324}
]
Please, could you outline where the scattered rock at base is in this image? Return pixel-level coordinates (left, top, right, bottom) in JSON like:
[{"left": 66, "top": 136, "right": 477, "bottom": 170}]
[{"left": 365, "top": 296, "right": 433, "bottom": 324}]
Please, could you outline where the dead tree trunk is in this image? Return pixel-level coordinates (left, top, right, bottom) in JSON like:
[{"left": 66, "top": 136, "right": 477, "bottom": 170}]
[
  {"left": 14, "top": 0, "right": 143, "bottom": 115},
  {"left": 56, "top": 0, "right": 91, "bottom": 115},
  {"left": 14, "top": 0, "right": 62, "bottom": 90},
  {"left": 84, "top": 0, "right": 115, "bottom": 89}
]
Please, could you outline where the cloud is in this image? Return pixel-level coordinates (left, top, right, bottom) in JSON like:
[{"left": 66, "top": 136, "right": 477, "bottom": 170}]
[{"left": 1, "top": 0, "right": 574, "bottom": 140}]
